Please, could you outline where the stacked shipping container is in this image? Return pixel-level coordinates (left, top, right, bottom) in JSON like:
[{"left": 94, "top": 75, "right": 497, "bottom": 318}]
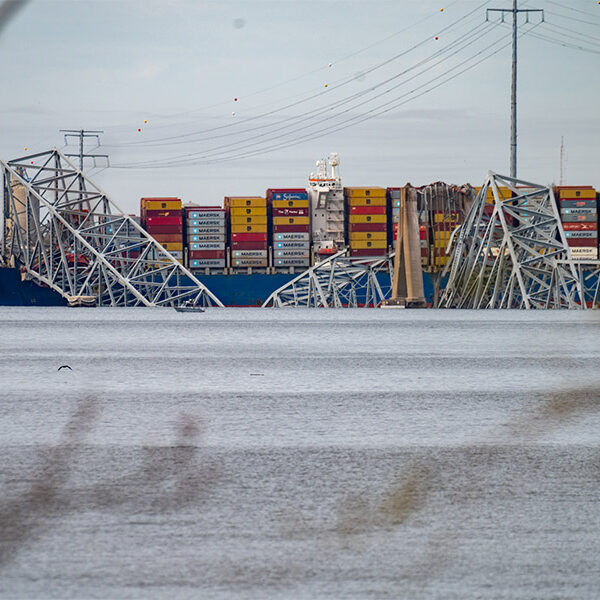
[
  {"left": 140, "top": 197, "right": 183, "bottom": 262},
  {"left": 345, "top": 187, "right": 387, "bottom": 257},
  {"left": 225, "top": 196, "right": 268, "bottom": 268},
  {"left": 267, "top": 188, "right": 311, "bottom": 269},
  {"left": 556, "top": 186, "right": 598, "bottom": 261},
  {"left": 185, "top": 206, "right": 226, "bottom": 269}
]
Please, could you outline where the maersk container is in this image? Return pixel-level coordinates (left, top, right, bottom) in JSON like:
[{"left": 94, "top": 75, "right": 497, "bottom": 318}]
[
  {"left": 189, "top": 259, "right": 226, "bottom": 268},
  {"left": 274, "top": 241, "right": 310, "bottom": 249},
  {"left": 187, "top": 234, "right": 225, "bottom": 243},
  {"left": 275, "top": 250, "right": 309, "bottom": 258},
  {"left": 570, "top": 247, "right": 598, "bottom": 259},
  {"left": 565, "top": 231, "right": 598, "bottom": 239},
  {"left": 188, "top": 218, "right": 225, "bottom": 227},
  {"left": 233, "top": 250, "right": 268, "bottom": 258},
  {"left": 186, "top": 211, "right": 225, "bottom": 220},
  {"left": 190, "top": 242, "right": 224, "bottom": 251},
  {"left": 187, "top": 226, "right": 226, "bottom": 235},
  {"left": 233, "top": 258, "right": 268, "bottom": 267},
  {"left": 274, "top": 232, "right": 310, "bottom": 241},
  {"left": 274, "top": 258, "right": 310, "bottom": 267},
  {"left": 561, "top": 208, "right": 596, "bottom": 215}
]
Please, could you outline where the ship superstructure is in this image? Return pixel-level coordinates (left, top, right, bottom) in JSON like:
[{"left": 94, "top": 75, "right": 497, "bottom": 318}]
[{"left": 307, "top": 153, "right": 345, "bottom": 261}]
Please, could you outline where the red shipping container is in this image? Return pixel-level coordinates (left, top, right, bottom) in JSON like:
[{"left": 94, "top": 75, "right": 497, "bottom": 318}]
[
  {"left": 188, "top": 250, "right": 225, "bottom": 259},
  {"left": 567, "top": 238, "right": 597, "bottom": 247},
  {"left": 349, "top": 248, "right": 388, "bottom": 256},
  {"left": 231, "top": 241, "right": 268, "bottom": 250},
  {"left": 272, "top": 207, "right": 309, "bottom": 217},
  {"left": 152, "top": 234, "right": 182, "bottom": 243},
  {"left": 143, "top": 209, "right": 182, "bottom": 218},
  {"left": 230, "top": 232, "right": 268, "bottom": 242},
  {"left": 272, "top": 224, "right": 310, "bottom": 232},
  {"left": 350, "top": 206, "right": 386, "bottom": 215},
  {"left": 348, "top": 223, "right": 387, "bottom": 233},
  {"left": 563, "top": 222, "right": 598, "bottom": 231},
  {"left": 146, "top": 216, "right": 182, "bottom": 227},
  {"left": 145, "top": 224, "right": 183, "bottom": 234}
]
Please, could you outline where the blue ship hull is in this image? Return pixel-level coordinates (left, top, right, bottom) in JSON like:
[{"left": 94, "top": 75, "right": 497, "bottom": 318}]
[{"left": 0, "top": 267, "right": 442, "bottom": 307}]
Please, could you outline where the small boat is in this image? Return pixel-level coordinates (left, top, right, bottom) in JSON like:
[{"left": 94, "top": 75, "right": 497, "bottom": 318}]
[{"left": 174, "top": 299, "right": 205, "bottom": 313}]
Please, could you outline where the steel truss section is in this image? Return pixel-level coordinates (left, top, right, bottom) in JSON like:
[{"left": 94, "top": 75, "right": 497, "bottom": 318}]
[
  {"left": 262, "top": 249, "right": 393, "bottom": 308},
  {"left": 1, "top": 150, "right": 223, "bottom": 307},
  {"left": 440, "top": 171, "right": 584, "bottom": 309}
]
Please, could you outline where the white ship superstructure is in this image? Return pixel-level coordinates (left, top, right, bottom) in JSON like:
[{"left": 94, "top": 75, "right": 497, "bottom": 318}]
[{"left": 308, "top": 153, "right": 346, "bottom": 260}]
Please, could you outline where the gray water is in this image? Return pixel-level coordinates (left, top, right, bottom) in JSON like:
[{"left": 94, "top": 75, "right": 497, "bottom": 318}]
[{"left": 0, "top": 307, "right": 599, "bottom": 599}]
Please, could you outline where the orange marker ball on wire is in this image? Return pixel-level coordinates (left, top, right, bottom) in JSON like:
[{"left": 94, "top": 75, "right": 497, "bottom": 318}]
[{"left": 324, "top": 83, "right": 328, "bottom": 87}]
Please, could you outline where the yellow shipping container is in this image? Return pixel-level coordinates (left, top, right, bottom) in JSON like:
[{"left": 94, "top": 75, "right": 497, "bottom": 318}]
[
  {"left": 349, "top": 232, "right": 387, "bottom": 241},
  {"left": 230, "top": 206, "right": 267, "bottom": 217},
  {"left": 346, "top": 197, "right": 387, "bottom": 207},
  {"left": 272, "top": 216, "right": 310, "bottom": 226},
  {"left": 350, "top": 240, "right": 388, "bottom": 250},
  {"left": 142, "top": 200, "right": 182, "bottom": 211},
  {"left": 230, "top": 224, "right": 267, "bottom": 233},
  {"left": 227, "top": 197, "right": 266, "bottom": 208},
  {"left": 230, "top": 215, "right": 268, "bottom": 225},
  {"left": 344, "top": 187, "right": 386, "bottom": 198},
  {"left": 349, "top": 214, "right": 387, "bottom": 224},
  {"left": 161, "top": 243, "right": 183, "bottom": 251},
  {"left": 434, "top": 213, "right": 460, "bottom": 223},
  {"left": 558, "top": 188, "right": 596, "bottom": 199},
  {"left": 272, "top": 199, "right": 309, "bottom": 208}
]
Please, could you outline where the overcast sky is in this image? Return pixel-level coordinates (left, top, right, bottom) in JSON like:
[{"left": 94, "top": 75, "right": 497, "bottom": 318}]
[{"left": 0, "top": 0, "right": 598, "bottom": 213}]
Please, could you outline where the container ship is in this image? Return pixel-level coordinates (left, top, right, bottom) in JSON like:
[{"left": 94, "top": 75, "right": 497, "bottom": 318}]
[{"left": 1, "top": 153, "right": 598, "bottom": 307}]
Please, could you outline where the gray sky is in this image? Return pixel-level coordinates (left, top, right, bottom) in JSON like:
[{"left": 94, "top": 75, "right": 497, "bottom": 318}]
[{"left": 1, "top": 0, "right": 599, "bottom": 213}]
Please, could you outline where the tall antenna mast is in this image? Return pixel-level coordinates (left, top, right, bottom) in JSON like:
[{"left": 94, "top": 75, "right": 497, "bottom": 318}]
[
  {"left": 559, "top": 135, "right": 565, "bottom": 185},
  {"left": 486, "top": 1, "right": 544, "bottom": 178}
]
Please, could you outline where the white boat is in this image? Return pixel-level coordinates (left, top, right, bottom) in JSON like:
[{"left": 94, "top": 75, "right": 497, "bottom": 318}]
[{"left": 174, "top": 300, "right": 205, "bottom": 313}]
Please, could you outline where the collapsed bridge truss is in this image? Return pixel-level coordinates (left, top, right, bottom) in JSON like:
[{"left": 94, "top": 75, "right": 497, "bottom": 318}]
[
  {"left": 440, "top": 172, "right": 584, "bottom": 309},
  {"left": 0, "top": 150, "right": 223, "bottom": 307},
  {"left": 262, "top": 249, "right": 393, "bottom": 308}
]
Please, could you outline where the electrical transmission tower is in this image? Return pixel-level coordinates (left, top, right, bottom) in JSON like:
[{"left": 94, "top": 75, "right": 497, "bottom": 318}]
[
  {"left": 486, "top": 1, "right": 543, "bottom": 178},
  {"left": 60, "top": 129, "right": 109, "bottom": 171}
]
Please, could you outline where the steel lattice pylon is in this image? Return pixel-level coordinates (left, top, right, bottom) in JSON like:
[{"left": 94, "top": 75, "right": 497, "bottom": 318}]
[
  {"left": 262, "top": 249, "right": 393, "bottom": 308},
  {"left": 1, "top": 150, "right": 223, "bottom": 307},
  {"left": 440, "top": 171, "right": 583, "bottom": 309}
]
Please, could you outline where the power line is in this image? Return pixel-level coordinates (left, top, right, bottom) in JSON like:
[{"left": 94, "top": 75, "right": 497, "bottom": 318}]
[
  {"left": 105, "top": 1, "right": 492, "bottom": 148},
  {"left": 114, "top": 25, "right": 525, "bottom": 169},
  {"left": 113, "top": 21, "right": 498, "bottom": 167},
  {"left": 113, "top": 22, "right": 506, "bottom": 169}
]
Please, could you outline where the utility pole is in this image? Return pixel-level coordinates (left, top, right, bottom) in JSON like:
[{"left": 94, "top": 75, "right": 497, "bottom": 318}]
[
  {"left": 487, "top": 1, "right": 543, "bottom": 179},
  {"left": 59, "top": 129, "right": 109, "bottom": 171}
]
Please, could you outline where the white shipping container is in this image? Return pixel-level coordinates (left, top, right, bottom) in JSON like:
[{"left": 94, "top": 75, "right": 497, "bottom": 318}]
[
  {"left": 189, "top": 259, "right": 226, "bottom": 268},
  {"left": 190, "top": 242, "right": 225, "bottom": 251},
  {"left": 569, "top": 247, "right": 598, "bottom": 259},
  {"left": 188, "top": 234, "right": 226, "bottom": 243},
  {"left": 232, "top": 250, "right": 268, "bottom": 258},
  {"left": 274, "top": 232, "right": 310, "bottom": 241}
]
